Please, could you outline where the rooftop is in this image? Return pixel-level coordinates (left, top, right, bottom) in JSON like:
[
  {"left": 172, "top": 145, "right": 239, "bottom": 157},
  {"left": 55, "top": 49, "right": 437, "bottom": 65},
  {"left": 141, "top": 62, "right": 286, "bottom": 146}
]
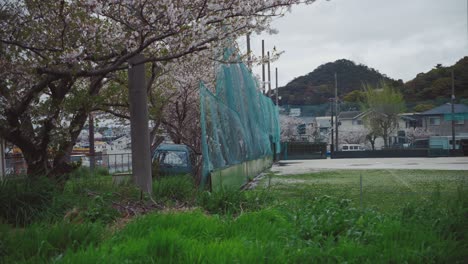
[{"left": 419, "top": 104, "right": 468, "bottom": 115}]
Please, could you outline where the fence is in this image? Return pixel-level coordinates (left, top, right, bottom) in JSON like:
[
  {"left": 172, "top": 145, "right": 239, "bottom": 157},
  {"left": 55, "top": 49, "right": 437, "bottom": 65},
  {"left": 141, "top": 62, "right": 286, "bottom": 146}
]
[
  {"left": 332, "top": 148, "right": 465, "bottom": 159},
  {"left": 281, "top": 142, "right": 327, "bottom": 160},
  {"left": 4, "top": 152, "right": 132, "bottom": 178}
]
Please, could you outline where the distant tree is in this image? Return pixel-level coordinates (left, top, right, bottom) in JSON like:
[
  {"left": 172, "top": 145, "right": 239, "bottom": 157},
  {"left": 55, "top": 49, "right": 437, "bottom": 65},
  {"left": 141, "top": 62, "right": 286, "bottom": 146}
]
[
  {"left": 343, "top": 90, "right": 365, "bottom": 103},
  {"left": 365, "top": 132, "right": 379, "bottom": 151},
  {"left": 405, "top": 127, "right": 432, "bottom": 144},
  {"left": 339, "top": 127, "right": 368, "bottom": 145},
  {"left": 361, "top": 82, "right": 406, "bottom": 148},
  {"left": 413, "top": 103, "right": 435, "bottom": 113},
  {"left": 279, "top": 116, "right": 302, "bottom": 142}
]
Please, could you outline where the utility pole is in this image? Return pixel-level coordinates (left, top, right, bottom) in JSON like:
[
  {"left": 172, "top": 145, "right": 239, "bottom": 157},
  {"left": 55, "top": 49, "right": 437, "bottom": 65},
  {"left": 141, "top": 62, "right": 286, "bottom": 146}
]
[
  {"left": 330, "top": 99, "right": 334, "bottom": 155},
  {"left": 262, "top": 40, "right": 265, "bottom": 93},
  {"left": 267, "top": 51, "right": 271, "bottom": 96},
  {"left": 0, "top": 138, "right": 5, "bottom": 180},
  {"left": 275, "top": 67, "right": 279, "bottom": 105},
  {"left": 128, "top": 54, "right": 152, "bottom": 194},
  {"left": 334, "top": 72, "right": 339, "bottom": 151},
  {"left": 246, "top": 33, "right": 251, "bottom": 70},
  {"left": 88, "top": 113, "right": 95, "bottom": 170},
  {"left": 451, "top": 69, "right": 456, "bottom": 151}
]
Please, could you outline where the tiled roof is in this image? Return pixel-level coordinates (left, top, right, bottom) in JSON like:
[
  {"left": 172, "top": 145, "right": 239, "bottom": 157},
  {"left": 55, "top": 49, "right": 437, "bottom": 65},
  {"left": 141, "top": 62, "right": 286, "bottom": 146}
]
[{"left": 420, "top": 104, "right": 468, "bottom": 115}]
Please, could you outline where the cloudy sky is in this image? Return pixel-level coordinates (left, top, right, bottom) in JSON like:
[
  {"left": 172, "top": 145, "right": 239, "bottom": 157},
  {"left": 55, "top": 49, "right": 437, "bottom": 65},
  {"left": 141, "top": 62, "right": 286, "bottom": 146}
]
[{"left": 247, "top": 0, "right": 468, "bottom": 87}]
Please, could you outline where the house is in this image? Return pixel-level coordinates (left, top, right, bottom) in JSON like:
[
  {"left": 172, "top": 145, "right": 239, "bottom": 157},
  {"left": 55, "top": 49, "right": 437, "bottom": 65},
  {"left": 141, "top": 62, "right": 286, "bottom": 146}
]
[
  {"left": 337, "top": 110, "right": 409, "bottom": 149},
  {"left": 110, "top": 135, "right": 132, "bottom": 151},
  {"left": 418, "top": 104, "right": 468, "bottom": 136}
]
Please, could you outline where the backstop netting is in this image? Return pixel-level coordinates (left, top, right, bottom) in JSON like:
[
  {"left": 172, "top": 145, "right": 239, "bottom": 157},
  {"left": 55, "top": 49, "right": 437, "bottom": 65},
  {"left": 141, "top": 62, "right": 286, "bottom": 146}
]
[{"left": 200, "top": 54, "right": 280, "bottom": 187}]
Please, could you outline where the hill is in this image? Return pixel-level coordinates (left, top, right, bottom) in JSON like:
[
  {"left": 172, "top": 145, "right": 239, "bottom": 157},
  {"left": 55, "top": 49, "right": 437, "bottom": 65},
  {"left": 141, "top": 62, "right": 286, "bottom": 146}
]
[
  {"left": 278, "top": 59, "right": 403, "bottom": 106},
  {"left": 403, "top": 56, "right": 468, "bottom": 106}
]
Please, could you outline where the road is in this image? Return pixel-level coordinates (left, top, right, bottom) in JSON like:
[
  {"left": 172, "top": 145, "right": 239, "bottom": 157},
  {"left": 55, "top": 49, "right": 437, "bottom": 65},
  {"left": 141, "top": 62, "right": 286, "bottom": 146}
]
[{"left": 272, "top": 157, "right": 468, "bottom": 175}]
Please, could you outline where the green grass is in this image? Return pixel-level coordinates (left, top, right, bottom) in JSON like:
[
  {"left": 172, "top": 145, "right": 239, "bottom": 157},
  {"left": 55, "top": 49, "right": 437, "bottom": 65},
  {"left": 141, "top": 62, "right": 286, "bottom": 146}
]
[
  {"left": 1, "top": 169, "right": 467, "bottom": 263},
  {"left": 265, "top": 169, "right": 468, "bottom": 212}
]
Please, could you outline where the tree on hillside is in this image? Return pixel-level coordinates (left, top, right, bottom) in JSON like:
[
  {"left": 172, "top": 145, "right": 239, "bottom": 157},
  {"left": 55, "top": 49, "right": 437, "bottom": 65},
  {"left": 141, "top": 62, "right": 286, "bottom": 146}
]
[
  {"left": 0, "top": 0, "right": 315, "bottom": 178},
  {"left": 361, "top": 82, "right": 406, "bottom": 148},
  {"left": 413, "top": 103, "right": 435, "bottom": 112}
]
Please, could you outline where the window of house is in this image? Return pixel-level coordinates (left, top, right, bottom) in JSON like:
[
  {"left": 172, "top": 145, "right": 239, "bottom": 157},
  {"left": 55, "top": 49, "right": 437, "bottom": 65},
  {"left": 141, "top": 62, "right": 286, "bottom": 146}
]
[
  {"left": 429, "top": 117, "right": 440, "bottom": 126},
  {"left": 455, "top": 119, "right": 464, "bottom": 125}
]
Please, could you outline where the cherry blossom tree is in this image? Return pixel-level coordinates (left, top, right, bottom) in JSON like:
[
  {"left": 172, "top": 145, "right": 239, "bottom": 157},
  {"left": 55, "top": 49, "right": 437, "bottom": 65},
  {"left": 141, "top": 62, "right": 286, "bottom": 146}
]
[
  {"left": 339, "top": 127, "right": 368, "bottom": 145},
  {"left": 0, "top": 0, "right": 315, "bottom": 177},
  {"left": 280, "top": 115, "right": 302, "bottom": 141},
  {"left": 405, "top": 127, "right": 432, "bottom": 144}
]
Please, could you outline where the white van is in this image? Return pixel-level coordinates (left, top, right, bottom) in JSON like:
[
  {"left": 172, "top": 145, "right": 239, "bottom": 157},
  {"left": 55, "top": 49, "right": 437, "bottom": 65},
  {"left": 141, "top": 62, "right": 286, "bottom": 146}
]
[{"left": 341, "top": 144, "right": 366, "bottom": 151}]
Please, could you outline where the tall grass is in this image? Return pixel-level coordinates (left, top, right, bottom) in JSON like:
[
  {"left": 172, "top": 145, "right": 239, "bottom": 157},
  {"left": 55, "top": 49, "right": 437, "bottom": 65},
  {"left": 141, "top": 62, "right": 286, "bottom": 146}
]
[{"left": 1, "top": 169, "right": 466, "bottom": 263}]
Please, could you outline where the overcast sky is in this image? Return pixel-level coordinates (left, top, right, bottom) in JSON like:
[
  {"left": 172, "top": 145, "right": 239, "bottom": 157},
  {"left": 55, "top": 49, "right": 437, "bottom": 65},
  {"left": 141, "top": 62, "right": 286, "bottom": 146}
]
[{"left": 247, "top": 0, "right": 468, "bottom": 87}]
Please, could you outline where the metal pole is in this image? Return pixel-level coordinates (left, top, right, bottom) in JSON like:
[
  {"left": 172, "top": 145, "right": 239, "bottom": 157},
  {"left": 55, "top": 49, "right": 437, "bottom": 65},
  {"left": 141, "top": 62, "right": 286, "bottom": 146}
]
[
  {"left": 262, "top": 40, "right": 265, "bottom": 93},
  {"left": 267, "top": 51, "right": 271, "bottom": 96},
  {"left": 330, "top": 100, "right": 334, "bottom": 155},
  {"left": 89, "top": 113, "right": 95, "bottom": 171},
  {"left": 335, "top": 72, "right": 339, "bottom": 151},
  {"left": 128, "top": 54, "right": 152, "bottom": 194},
  {"left": 451, "top": 69, "right": 456, "bottom": 151},
  {"left": 275, "top": 67, "right": 279, "bottom": 105},
  {"left": 246, "top": 33, "right": 251, "bottom": 70}
]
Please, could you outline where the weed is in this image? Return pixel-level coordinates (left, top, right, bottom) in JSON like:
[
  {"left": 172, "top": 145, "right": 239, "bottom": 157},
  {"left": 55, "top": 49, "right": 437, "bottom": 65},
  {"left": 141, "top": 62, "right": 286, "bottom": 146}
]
[{"left": 152, "top": 175, "right": 197, "bottom": 203}]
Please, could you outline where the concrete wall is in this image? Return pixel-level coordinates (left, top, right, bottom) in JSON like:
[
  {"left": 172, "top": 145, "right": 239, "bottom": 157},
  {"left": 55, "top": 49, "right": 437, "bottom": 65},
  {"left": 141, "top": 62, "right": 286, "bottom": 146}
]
[{"left": 210, "top": 156, "right": 273, "bottom": 191}]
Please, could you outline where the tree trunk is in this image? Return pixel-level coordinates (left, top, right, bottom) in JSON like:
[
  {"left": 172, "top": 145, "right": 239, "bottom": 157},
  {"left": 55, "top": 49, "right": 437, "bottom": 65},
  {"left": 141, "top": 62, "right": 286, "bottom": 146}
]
[{"left": 23, "top": 150, "right": 49, "bottom": 177}]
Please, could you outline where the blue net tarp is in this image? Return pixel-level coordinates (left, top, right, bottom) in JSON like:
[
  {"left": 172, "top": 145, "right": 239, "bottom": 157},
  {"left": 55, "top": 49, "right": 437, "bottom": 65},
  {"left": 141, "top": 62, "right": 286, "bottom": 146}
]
[{"left": 200, "top": 52, "right": 280, "bottom": 186}]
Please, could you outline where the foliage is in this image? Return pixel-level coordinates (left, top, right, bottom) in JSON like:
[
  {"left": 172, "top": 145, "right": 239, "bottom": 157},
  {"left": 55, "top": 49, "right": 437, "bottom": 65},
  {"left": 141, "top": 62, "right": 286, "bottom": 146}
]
[
  {"left": 361, "top": 82, "right": 406, "bottom": 147},
  {"left": 413, "top": 103, "right": 436, "bottom": 112},
  {"left": 404, "top": 57, "right": 468, "bottom": 103},
  {"left": 0, "top": 0, "right": 316, "bottom": 177}
]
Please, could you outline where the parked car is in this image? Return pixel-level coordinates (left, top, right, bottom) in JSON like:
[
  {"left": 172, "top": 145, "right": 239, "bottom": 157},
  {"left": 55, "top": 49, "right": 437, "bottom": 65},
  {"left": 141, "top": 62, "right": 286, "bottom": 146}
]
[
  {"left": 152, "top": 144, "right": 195, "bottom": 176},
  {"left": 341, "top": 144, "right": 366, "bottom": 151}
]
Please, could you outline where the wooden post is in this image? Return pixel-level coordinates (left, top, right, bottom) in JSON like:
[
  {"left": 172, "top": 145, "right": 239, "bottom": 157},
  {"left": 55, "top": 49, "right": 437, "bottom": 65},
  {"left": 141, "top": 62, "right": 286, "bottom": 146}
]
[{"left": 128, "top": 54, "right": 152, "bottom": 194}]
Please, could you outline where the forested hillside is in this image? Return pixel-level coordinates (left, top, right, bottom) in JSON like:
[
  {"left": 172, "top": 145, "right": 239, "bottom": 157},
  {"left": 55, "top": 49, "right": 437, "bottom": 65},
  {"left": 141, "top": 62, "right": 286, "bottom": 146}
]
[
  {"left": 403, "top": 56, "right": 468, "bottom": 108},
  {"left": 278, "top": 59, "right": 403, "bottom": 105},
  {"left": 278, "top": 57, "right": 468, "bottom": 112}
]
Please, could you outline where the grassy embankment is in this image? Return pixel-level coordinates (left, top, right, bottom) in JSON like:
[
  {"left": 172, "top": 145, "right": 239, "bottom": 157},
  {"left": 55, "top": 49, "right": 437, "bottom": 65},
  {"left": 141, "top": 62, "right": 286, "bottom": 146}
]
[{"left": 1, "top": 169, "right": 467, "bottom": 263}]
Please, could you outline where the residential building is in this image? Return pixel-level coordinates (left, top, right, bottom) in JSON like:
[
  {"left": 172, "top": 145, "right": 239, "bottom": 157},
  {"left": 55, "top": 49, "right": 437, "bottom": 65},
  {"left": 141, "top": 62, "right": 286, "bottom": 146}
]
[{"left": 418, "top": 104, "right": 468, "bottom": 136}]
